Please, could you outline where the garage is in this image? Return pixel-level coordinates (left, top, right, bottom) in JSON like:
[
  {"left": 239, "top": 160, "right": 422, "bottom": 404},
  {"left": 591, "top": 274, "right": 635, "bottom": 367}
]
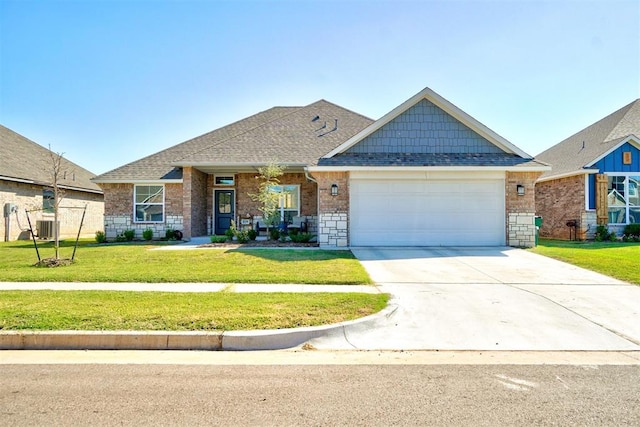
[{"left": 350, "top": 172, "right": 505, "bottom": 246}]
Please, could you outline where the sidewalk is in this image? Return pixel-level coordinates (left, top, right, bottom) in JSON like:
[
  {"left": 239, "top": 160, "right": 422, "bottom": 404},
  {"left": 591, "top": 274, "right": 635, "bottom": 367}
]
[{"left": 0, "top": 281, "right": 386, "bottom": 351}]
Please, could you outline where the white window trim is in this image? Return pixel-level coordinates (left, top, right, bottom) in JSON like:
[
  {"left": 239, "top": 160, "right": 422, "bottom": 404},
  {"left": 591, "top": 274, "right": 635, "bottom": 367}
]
[
  {"left": 214, "top": 175, "right": 235, "bottom": 186},
  {"left": 133, "top": 184, "right": 165, "bottom": 223},
  {"left": 606, "top": 173, "right": 640, "bottom": 225},
  {"left": 270, "top": 184, "right": 301, "bottom": 221}
]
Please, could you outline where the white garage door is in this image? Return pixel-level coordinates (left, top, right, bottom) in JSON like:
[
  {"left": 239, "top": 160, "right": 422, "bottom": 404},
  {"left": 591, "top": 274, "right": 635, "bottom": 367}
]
[{"left": 350, "top": 177, "right": 505, "bottom": 246}]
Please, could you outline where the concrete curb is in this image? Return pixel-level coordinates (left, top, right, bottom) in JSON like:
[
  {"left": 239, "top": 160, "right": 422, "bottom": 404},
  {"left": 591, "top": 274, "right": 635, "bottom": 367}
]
[{"left": 0, "top": 305, "right": 398, "bottom": 351}]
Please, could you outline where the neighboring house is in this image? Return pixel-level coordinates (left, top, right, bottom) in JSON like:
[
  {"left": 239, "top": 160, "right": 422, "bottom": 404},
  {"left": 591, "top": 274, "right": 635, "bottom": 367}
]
[
  {"left": 0, "top": 125, "right": 104, "bottom": 241},
  {"left": 93, "top": 87, "right": 548, "bottom": 248},
  {"left": 535, "top": 99, "right": 640, "bottom": 240}
]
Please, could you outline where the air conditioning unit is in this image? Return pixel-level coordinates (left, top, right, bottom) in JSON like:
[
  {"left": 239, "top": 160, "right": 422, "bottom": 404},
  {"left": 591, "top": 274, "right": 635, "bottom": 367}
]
[{"left": 36, "top": 220, "right": 59, "bottom": 239}]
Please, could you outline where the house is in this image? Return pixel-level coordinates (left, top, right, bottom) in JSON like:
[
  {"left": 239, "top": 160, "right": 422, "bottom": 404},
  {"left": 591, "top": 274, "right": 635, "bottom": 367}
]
[
  {"left": 0, "top": 125, "right": 104, "bottom": 241},
  {"left": 535, "top": 99, "right": 640, "bottom": 240},
  {"left": 93, "top": 87, "right": 548, "bottom": 248}
]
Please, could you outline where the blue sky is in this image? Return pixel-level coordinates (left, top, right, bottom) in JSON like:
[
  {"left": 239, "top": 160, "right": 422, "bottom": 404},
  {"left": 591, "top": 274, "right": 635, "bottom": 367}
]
[{"left": 1, "top": 0, "right": 638, "bottom": 175}]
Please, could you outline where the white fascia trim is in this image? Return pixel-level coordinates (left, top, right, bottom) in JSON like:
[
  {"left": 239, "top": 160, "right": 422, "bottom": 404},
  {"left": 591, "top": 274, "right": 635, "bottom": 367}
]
[
  {"left": 585, "top": 134, "right": 640, "bottom": 167},
  {"left": 536, "top": 169, "right": 600, "bottom": 183},
  {"left": 92, "top": 179, "right": 183, "bottom": 184},
  {"left": 307, "top": 165, "right": 550, "bottom": 173},
  {"left": 322, "top": 87, "right": 532, "bottom": 159}
]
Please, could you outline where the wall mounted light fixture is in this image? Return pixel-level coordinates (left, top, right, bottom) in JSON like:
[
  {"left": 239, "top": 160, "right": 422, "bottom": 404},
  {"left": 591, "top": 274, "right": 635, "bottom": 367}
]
[
  {"left": 516, "top": 184, "right": 525, "bottom": 196},
  {"left": 331, "top": 184, "right": 339, "bottom": 196}
]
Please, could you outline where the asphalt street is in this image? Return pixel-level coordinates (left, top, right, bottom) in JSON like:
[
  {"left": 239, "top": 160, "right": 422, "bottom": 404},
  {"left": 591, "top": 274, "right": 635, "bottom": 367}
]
[{"left": 1, "top": 363, "right": 638, "bottom": 426}]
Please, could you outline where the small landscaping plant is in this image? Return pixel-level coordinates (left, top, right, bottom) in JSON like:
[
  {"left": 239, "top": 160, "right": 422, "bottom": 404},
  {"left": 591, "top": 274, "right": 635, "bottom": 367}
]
[
  {"left": 594, "top": 225, "right": 617, "bottom": 242},
  {"left": 115, "top": 233, "right": 127, "bottom": 242},
  {"left": 123, "top": 229, "right": 135, "bottom": 241},
  {"left": 235, "top": 229, "right": 250, "bottom": 244},
  {"left": 622, "top": 224, "right": 640, "bottom": 242},
  {"left": 210, "top": 235, "right": 227, "bottom": 243},
  {"left": 142, "top": 228, "right": 154, "bottom": 241},
  {"left": 289, "top": 232, "right": 315, "bottom": 243},
  {"left": 269, "top": 228, "right": 280, "bottom": 241},
  {"left": 247, "top": 229, "right": 258, "bottom": 241},
  {"left": 225, "top": 227, "right": 235, "bottom": 242},
  {"left": 165, "top": 228, "right": 176, "bottom": 241},
  {"left": 95, "top": 231, "right": 107, "bottom": 244}
]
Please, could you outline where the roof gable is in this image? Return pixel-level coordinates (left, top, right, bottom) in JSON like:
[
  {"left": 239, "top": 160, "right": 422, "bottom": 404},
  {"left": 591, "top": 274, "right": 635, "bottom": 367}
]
[
  {"left": 344, "top": 98, "right": 505, "bottom": 155},
  {"left": 0, "top": 125, "right": 102, "bottom": 193},
  {"left": 324, "top": 87, "right": 531, "bottom": 159},
  {"left": 536, "top": 99, "right": 640, "bottom": 180}
]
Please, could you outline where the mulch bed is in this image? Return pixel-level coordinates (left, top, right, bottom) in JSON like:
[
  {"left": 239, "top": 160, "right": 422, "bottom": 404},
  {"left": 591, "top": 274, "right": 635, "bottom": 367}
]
[
  {"left": 34, "top": 257, "right": 74, "bottom": 267},
  {"left": 198, "top": 240, "right": 319, "bottom": 249}
]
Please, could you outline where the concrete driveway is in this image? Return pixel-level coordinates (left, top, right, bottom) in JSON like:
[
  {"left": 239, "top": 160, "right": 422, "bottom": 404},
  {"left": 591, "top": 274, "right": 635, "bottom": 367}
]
[{"left": 309, "top": 247, "right": 640, "bottom": 351}]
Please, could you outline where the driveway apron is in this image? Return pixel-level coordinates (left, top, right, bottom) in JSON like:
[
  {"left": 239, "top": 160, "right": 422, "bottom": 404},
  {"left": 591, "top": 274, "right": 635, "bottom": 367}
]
[{"left": 309, "top": 247, "right": 640, "bottom": 351}]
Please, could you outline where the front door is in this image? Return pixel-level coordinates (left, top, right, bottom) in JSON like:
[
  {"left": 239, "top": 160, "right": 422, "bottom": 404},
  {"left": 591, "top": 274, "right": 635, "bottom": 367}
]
[{"left": 214, "top": 190, "right": 235, "bottom": 235}]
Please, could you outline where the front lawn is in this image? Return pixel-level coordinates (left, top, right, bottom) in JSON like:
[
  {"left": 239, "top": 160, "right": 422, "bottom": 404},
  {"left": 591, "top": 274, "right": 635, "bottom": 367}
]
[
  {"left": 0, "top": 240, "right": 372, "bottom": 285},
  {"left": 0, "top": 290, "right": 389, "bottom": 331},
  {"left": 530, "top": 239, "right": 640, "bottom": 285}
]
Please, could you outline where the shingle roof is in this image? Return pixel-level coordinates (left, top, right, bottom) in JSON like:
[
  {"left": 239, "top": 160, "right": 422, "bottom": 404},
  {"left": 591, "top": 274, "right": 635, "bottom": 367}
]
[
  {"left": 318, "top": 153, "right": 545, "bottom": 167},
  {"left": 0, "top": 125, "right": 102, "bottom": 193},
  {"left": 536, "top": 99, "right": 640, "bottom": 180},
  {"left": 94, "top": 101, "right": 373, "bottom": 182}
]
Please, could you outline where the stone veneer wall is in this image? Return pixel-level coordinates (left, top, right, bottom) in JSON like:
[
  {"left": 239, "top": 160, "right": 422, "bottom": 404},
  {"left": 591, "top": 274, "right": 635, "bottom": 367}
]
[
  {"left": 100, "top": 182, "right": 183, "bottom": 240},
  {"left": 535, "top": 175, "right": 588, "bottom": 240},
  {"left": 310, "top": 171, "right": 349, "bottom": 248},
  {"left": 506, "top": 171, "right": 542, "bottom": 247},
  {"left": 1, "top": 180, "right": 104, "bottom": 241}
]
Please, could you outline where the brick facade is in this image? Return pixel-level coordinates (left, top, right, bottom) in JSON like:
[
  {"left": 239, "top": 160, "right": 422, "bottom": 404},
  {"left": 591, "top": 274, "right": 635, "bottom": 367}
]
[
  {"left": 505, "top": 171, "right": 542, "bottom": 247},
  {"left": 1, "top": 180, "right": 104, "bottom": 241},
  {"left": 535, "top": 175, "right": 591, "bottom": 240},
  {"left": 183, "top": 167, "right": 207, "bottom": 239},
  {"left": 310, "top": 171, "right": 349, "bottom": 248},
  {"left": 100, "top": 182, "right": 183, "bottom": 240}
]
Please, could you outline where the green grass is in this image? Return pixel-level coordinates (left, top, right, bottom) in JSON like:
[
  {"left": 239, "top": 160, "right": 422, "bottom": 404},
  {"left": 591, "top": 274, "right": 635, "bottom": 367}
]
[
  {"left": 0, "top": 240, "right": 372, "bottom": 285},
  {"left": 530, "top": 239, "right": 640, "bottom": 285},
  {"left": 0, "top": 290, "right": 389, "bottom": 331}
]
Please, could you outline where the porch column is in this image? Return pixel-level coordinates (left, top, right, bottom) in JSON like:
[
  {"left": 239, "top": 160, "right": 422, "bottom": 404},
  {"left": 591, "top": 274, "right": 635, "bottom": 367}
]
[
  {"left": 182, "top": 166, "right": 208, "bottom": 240},
  {"left": 596, "top": 174, "right": 609, "bottom": 225}
]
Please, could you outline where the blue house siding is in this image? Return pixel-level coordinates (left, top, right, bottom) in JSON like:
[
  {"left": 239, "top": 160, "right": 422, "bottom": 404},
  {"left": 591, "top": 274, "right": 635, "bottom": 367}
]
[
  {"left": 587, "top": 142, "right": 640, "bottom": 209},
  {"left": 346, "top": 99, "right": 504, "bottom": 155},
  {"left": 593, "top": 142, "right": 640, "bottom": 173}
]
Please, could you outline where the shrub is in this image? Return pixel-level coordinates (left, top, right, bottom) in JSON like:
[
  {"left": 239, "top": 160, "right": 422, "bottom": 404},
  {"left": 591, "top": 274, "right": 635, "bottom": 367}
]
[
  {"left": 235, "top": 229, "right": 250, "bottom": 244},
  {"left": 225, "top": 227, "right": 235, "bottom": 241},
  {"left": 165, "top": 228, "right": 175, "bottom": 240},
  {"left": 594, "top": 225, "right": 616, "bottom": 242},
  {"left": 173, "top": 230, "right": 183, "bottom": 240},
  {"left": 623, "top": 224, "right": 640, "bottom": 238},
  {"left": 142, "top": 228, "right": 153, "bottom": 241},
  {"left": 123, "top": 229, "right": 135, "bottom": 241},
  {"left": 95, "top": 231, "right": 107, "bottom": 244},
  {"left": 269, "top": 228, "right": 280, "bottom": 241},
  {"left": 115, "top": 233, "right": 127, "bottom": 242},
  {"left": 210, "top": 235, "right": 227, "bottom": 243},
  {"left": 247, "top": 229, "right": 258, "bottom": 241},
  {"left": 289, "top": 232, "right": 315, "bottom": 243}
]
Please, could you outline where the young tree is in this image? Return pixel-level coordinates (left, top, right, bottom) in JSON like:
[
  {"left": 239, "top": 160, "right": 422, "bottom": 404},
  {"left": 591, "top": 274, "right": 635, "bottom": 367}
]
[
  {"left": 248, "top": 162, "right": 285, "bottom": 237},
  {"left": 46, "top": 145, "right": 69, "bottom": 260}
]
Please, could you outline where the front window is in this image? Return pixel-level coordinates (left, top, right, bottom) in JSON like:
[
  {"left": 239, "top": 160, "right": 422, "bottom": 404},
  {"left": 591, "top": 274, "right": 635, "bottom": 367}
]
[
  {"left": 607, "top": 175, "right": 640, "bottom": 224},
  {"left": 269, "top": 185, "right": 300, "bottom": 223},
  {"left": 134, "top": 185, "right": 164, "bottom": 222},
  {"left": 43, "top": 189, "right": 54, "bottom": 213}
]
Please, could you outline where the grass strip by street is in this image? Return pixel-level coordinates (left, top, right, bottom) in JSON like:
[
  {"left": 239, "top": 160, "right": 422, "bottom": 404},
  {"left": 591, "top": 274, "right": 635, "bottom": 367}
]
[
  {"left": 0, "top": 290, "right": 389, "bottom": 331},
  {"left": 530, "top": 239, "right": 640, "bottom": 285},
  {"left": 0, "top": 240, "right": 372, "bottom": 285}
]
